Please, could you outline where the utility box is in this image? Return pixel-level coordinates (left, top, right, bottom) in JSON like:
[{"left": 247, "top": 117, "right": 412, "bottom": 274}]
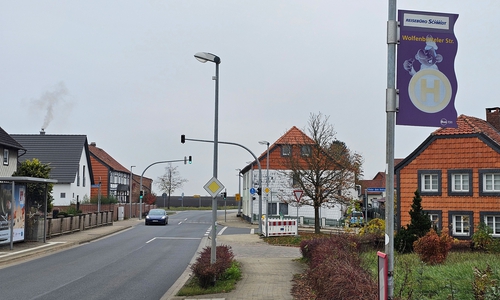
[{"left": 118, "top": 206, "right": 124, "bottom": 221}]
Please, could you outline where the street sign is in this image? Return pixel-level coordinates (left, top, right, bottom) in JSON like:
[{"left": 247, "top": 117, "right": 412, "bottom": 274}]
[
  {"left": 203, "top": 177, "right": 225, "bottom": 197},
  {"left": 265, "top": 187, "right": 270, "bottom": 194},
  {"left": 235, "top": 193, "right": 241, "bottom": 201},
  {"left": 250, "top": 187, "right": 256, "bottom": 194},
  {"left": 293, "top": 190, "right": 303, "bottom": 202},
  {"left": 367, "top": 187, "right": 386, "bottom": 192}
]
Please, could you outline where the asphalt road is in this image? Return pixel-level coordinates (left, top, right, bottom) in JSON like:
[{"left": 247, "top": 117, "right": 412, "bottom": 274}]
[{"left": 0, "top": 210, "right": 233, "bottom": 300}]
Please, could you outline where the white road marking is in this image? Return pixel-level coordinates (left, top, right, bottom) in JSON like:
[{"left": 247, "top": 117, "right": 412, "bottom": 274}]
[{"left": 146, "top": 237, "right": 201, "bottom": 244}]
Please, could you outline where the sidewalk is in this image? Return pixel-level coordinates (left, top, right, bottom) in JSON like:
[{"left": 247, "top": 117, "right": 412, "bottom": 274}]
[{"left": 0, "top": 211, "right": 305, "bottom": 300}]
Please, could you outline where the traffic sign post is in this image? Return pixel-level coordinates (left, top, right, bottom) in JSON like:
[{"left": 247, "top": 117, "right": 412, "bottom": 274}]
[{"left": 293, "top": 190, "right": 303, "bottom": 227}]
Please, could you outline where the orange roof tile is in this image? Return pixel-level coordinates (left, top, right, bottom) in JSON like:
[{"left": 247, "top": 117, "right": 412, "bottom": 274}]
[
  {"left": 89, "top": 144, "right": 130, "bottom": 173},
  {"left": 432, "top": 114, "right": 500, "bottom": 145}
]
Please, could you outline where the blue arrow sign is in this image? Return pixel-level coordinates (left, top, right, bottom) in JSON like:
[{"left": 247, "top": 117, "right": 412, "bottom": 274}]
[
  {"left": 367, "top": 187, "right": 386, "bottom": 192},
  {"left": 250, "top": 187, "right": 256, "bottom": 195}
]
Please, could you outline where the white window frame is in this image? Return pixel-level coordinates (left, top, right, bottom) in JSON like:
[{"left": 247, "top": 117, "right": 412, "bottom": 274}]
[
  {"left": 483, "top": 173, "right": 500, "bottom": 192},
  {"left": 3, "top": 149, "right": 9, "bottom": 166},
  {"left": 429, "top": 214, "right": 440, "bottom": 229},
  {"left": 484, "top": 215, "right": 500, "bottom": 237},
  {"left": 422, "top": 174, "right": 438, "bottom": 192},
  {"left": 452, "top": 173, "right": 469, "bottom": 192},
  {"left": 452, "top": 215, "right": 470, "bottom": 236}
]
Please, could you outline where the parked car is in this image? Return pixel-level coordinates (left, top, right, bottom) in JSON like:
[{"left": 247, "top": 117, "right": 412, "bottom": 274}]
[
  {"left": 348, "top": 211, "right": 365, "bottom": 227},
  {"left": 145, "top": 209, "right": 168, "bottom": 225}
]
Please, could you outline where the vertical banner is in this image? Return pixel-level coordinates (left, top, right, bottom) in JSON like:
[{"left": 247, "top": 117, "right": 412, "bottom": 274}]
[{"left": 397, "top": 10, "right": 459, "bottom": 128}]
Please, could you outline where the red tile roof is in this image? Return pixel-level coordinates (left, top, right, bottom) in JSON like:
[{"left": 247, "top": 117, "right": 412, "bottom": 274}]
[
  {"left": 89, "top": 144, "right": 130, "bottom": 173},
  {"left": 274, "top": 126, "right": 314, "bottom": 146},
  {"left": 432, "top": 114, "right": 500, "bottom": 145}
]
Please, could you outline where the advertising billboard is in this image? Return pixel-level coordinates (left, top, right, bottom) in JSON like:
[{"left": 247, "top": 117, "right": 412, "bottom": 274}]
[
  {"left": 397, "top": 10, "right": 459, "bottom": 128},
  {"left": 0, "top": 184, "right": 26, "bottom": 245}
]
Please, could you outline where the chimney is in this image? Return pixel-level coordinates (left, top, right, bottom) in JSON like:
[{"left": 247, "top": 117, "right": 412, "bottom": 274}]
[
  {"left": 90, "top": 142, "right": 96, "bottom": 146},
  {"left": 40, "top": 128, "right": 45, "bottom": 135},
  {"left": 486, "top": 107, "right": 500, "bottom": 131}
]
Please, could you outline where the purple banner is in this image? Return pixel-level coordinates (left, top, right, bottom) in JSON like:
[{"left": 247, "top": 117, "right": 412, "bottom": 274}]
[{"left": 397, "top": 10, "right": 459, "bottom": 128}]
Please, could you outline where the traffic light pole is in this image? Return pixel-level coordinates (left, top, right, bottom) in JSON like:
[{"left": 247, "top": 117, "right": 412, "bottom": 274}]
[
  {"left": 139, "top": 158, "right": 191, "bottom": 220},
  {"left": 181, "top": 136, "right": 264, "bottom": 234}
]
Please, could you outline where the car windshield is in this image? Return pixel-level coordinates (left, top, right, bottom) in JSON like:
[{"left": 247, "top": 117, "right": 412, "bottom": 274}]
[{"left": 149, "top": 210, "right": 165, "bottom": 215}]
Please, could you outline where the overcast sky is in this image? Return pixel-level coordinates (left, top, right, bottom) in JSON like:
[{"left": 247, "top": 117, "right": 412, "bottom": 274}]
[{"left": 1, "top": 1, "right": 498, "bottom": 197}]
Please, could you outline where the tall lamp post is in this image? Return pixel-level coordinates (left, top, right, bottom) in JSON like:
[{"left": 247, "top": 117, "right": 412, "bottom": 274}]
[
  {"left": 259, "top": 141, "right": 270, "bottom": 213},
  {"left": 259, "top": 141, "right": 270, "bottom": 237},
  {"left": 194, "top": 51, "right": 221, "bottom": 265},
  {"left": 130, "top": 165, "right": 135, "bottom": 219},
  {"left": 236, "top": 169, "right": 242, "bottom": 217}
]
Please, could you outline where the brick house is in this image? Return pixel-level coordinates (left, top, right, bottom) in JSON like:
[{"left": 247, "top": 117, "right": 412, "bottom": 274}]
[
  {"left": 395, "top": 108, "right": 500, "bottom": 239},
  {"left": 240, "top": 126, "right": 357, "bottom": 223},
  {"left": 88, "top": 142, "right": 152, "bottom": 204}
]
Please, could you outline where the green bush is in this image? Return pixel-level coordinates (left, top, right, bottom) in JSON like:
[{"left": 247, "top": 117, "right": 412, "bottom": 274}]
[{"left": 472, "top": 223, "right": 500, "bottom": 253}]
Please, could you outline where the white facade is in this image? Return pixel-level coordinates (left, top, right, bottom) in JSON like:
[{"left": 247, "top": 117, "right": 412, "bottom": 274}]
[
  {"left": 0, "top": 148, "right": 18, "bottom": 177},
  {"left": 52, "top": 148, "right": 91, "bottom": 206},
  {"left": 242, "top": 168, "right": 353, "bottom": 222}
]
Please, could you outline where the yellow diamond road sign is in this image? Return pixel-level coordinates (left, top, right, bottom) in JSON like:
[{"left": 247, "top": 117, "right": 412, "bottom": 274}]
[{"left": 204, "top": 177, "right": 225, "bottom": 197}]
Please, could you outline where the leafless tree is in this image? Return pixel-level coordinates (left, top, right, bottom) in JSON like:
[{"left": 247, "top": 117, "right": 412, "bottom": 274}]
[
  {"left": 278, "top": 112, "right": 363, "bottom": 233},
  {"left": 156, "top": 164, "right": 188, "bottom": 209}
]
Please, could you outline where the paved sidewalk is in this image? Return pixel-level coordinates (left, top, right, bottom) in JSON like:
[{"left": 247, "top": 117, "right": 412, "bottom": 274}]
[{"left": 0, "top": 211, "right": 305, "bottom": 300}]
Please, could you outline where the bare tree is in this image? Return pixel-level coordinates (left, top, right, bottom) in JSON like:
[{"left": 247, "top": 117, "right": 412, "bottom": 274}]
[
  {"left": 156, "top": 164, "right": 188, "bottom": 209},
  {"left": 278, "top": 112, "right": 363, "bottom": 233}
]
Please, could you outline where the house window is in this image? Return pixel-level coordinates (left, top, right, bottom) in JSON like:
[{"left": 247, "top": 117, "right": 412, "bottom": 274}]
[
  {"left": 292, "top": 173, "right": 300, "bottom": 187},
  {"left": 279, "top": 203, "right": 289, "bottom": 215},
  {"left": 77, "top": 164, "right": 80, "bottom": 186},
  {"left": 83, "top": 165, "right": 86, "bottom": 187},
  {"left": 448, "top": 170, "right": 472, "bottom": 196},
  {"left": 301, "top": 145, "right": 311, "bottom": 157},
  {"left": 479, "top": 170, "right": 500, "bottom": 196},
  {"left": 61, "top": 193, "right": 66, "bottom": 198},
  {"left": 418, "top": 170, "right": 441, "bottom": 196},
  {"left": 425, "top": 210, "right": 442, "bottom": 230},
  {"left": 449, "top": 211, "right": 473, "bottom": 238},
  {"left": 480, "top": 212, "right": 500, "bottom": 237},
  {"left": 3, "top": 149, "right": 8, "bottom": 166},
  {"left": 281, "top": 145, "right": 291, "bottom": 157},
  {"left": 485, "top": 216, "right": 500, "bottom": 236}
]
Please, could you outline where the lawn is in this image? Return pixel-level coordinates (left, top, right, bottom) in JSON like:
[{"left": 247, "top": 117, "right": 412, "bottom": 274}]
[{"left": 360, "top": 251, "right": 500, "bottom": 299}]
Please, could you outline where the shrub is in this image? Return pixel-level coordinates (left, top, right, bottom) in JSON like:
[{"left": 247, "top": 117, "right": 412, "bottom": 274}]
[
  {"left": 472, "top": 264, "right": 500, "bottom": 300},
  {"left": 298, "top": 234, "right": 377, "bottom": 299},
  {"left": 190, "top": 245, "right": 234, "bottom": 288},
  {"left": 413, "top": 229, "right": 453, "bottom": 265},
  {"left": 359, "top": 218, "right": 385, "bottom": 248},
  {"left": 473, "top": 222, "right": 493, "bottom": 251}
]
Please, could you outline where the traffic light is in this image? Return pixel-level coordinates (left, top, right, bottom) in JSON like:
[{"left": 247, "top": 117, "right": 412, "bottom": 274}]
[
  {"left": 222, "top": 192, "right": 227, "bottom": 199},
  {"left": 257, "top": 187, "right": 262, "bottom": 196},
  {"left": 189, "top": 156, "right": 192, "bottom": 164},
  {"left": 181, "top": 134, "right": 185, "bottom": 144},
  {"left": 140, "top": 190, "right": 143, "bottom": 198}
]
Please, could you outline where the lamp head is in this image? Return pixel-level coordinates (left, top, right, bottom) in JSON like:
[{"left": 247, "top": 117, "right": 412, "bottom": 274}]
[
  {"left": 194, "top": 52, "right": 221, "bottom": 64},
  {"left": 259, "top": 141, "right": 269, "bottom": 146}
]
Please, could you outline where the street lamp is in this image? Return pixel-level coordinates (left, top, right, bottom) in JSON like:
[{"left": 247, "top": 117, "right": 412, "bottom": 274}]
[
  {"left": 259, "top": 141, "right": 270, "bottom": 236},
  {"left": 130, "top": 166, "right": 135, "bottom": 219},
  {"left": 195, "top": 51, "right": 221, "bottom": 265},
  {"left": 236, "top": 169, "right": 242, "bottom": 217}
]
